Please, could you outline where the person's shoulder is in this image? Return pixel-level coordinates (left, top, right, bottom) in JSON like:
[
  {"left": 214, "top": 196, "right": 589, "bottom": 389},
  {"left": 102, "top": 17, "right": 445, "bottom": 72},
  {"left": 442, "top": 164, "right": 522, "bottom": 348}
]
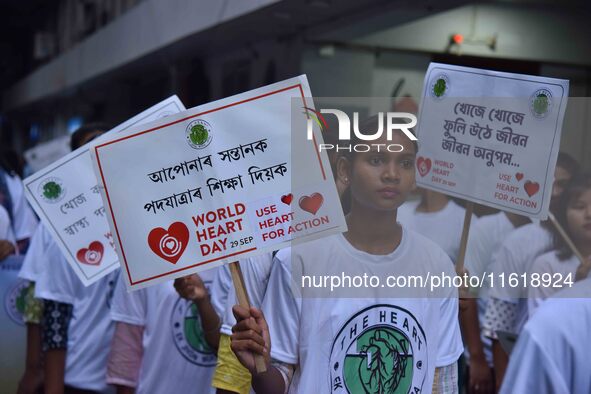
[
  {"left": 473, "top": 212, "right": 508, "bottom": 230},
  {"left": 525, "top": 279, "right": 591, "bottom": 337},
  {"left": 530, "top": 250, "right": 560, "bottom": 272},
  {"left": 403, "top": 227, "right": 454, "bottom": 268},
  {"left": 500, "top": 221, "right": 543, "bottom": 247}
]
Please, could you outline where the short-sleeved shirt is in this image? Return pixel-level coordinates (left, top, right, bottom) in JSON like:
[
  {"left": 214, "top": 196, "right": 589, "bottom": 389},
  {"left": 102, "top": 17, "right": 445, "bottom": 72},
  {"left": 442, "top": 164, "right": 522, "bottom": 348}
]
[
  {"left": 484, "top": 222, "right": 553, "bottom": 335},
  {"left": 527, "top": 251, "right": 579, "bottom": 317},
  {"left": 211, "top": 253, "right": 274, "bottom": 336},
  {"left": 397, "top": 199, "right": 477, "bottom": 263},
  {"left": 35, "top": 241, "right": 118, "bottom": 392},
  {"left": 264, "top": 230, "right": 463, "bottom": 394},
  {"left": 111, "top": 267, "right": 221, "bottom": 394},
  {"left": 500, "top": 278, "right": 591, "bottom": 394}
]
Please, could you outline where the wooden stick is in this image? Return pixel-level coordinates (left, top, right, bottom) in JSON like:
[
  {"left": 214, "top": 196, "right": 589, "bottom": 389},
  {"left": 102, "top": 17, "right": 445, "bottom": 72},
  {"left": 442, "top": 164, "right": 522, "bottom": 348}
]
[
  {"left": 229, "top": 261, "right": 267, "bottom": 374},
  {"left": 548, "top": 212, "right": 586, "bottom": 264},
  {"left": 456, "top": 201, "right": 474, "bottom": 274}
]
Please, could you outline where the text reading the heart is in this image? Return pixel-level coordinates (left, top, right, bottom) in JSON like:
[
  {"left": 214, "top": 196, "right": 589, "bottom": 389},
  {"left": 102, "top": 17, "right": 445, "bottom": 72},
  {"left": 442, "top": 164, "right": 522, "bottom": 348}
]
[{"left": 191, "top": 203, "right": 245, "bottom": 257}]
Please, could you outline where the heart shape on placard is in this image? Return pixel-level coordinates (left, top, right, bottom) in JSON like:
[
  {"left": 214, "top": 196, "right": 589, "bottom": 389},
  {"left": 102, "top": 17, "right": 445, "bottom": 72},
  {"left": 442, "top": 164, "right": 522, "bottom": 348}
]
[
  {"left": 147, "top": 222, "right": 189, "bottom": 264},
  {"left": 299, "top": 193, "right": 324, "bottom": 215},
  {"left": 416, "top": 157, "right": 432, "bottom": 177},
  {"left": 281, "top": 193, "right": 293, "bottom": 205},
  {"left": 524, "top": 181, "right": 540, "bottom": 197},
  {"left": 76, "top": 241, "right": 104, "bottom": 266},
  {"left": 515, "top": 172, "right": 524, "bottom": 181}
]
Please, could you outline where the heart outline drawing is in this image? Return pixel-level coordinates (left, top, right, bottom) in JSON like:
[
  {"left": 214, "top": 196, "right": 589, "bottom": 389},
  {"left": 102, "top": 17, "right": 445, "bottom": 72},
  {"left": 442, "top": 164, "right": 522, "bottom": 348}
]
[
  {"left": 299, "top": 193, "right": 324, "bottom": 215},
  {"left": 281, "top": 193, "right": 293, "bottom": 205},
  {"left": 524, "top": 181, "right": 540, "bottom": 197},
  {"left": 515, "top": 172, "right": 524, "bottom": 182},
  {"left": 76, "top": 241, "right": 104, "bottom": 266},
  {"left": 417, "top": 157, "right": 432, "bottom": 177},
  {"left": 147, "top": 222, "right": 189, "bottom": 264}
]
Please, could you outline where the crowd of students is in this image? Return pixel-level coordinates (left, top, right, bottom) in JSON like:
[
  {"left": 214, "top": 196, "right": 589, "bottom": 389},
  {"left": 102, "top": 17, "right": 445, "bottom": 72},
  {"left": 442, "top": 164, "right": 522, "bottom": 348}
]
[{"left": 1, "top": 115, "right": 589, "bottom": 394}]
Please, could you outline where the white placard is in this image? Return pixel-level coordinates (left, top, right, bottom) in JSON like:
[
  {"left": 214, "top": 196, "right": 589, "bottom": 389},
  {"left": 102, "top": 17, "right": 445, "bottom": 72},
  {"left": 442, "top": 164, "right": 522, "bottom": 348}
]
[
  {"left": 91, "top": 75, "right": 346, "bottom": 290},
  {"left": 416, "top": 63, "right": 569, "bottom": 219},
  {"left": 24, "top": 96, "right": 186, "bottom": 286}
]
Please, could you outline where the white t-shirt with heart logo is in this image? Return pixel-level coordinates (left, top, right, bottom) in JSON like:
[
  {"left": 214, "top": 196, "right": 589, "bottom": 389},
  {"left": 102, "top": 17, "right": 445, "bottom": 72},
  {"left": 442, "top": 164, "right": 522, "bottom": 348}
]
[
  {"left": 111, "top": 266, "right": 221, "bottom": 394},
  {"left": 35, "top": 240, "right": 119, "bottom": 392},
  {"left": 264, "top": 229, "right": 463, "bottom": 394}
]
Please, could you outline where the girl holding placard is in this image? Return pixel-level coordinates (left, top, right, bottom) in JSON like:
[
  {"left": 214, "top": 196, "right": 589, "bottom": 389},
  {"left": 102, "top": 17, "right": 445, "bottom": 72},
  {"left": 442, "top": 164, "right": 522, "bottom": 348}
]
[{"left": 229, "top": 116, "right": 463, "bottom": 394}]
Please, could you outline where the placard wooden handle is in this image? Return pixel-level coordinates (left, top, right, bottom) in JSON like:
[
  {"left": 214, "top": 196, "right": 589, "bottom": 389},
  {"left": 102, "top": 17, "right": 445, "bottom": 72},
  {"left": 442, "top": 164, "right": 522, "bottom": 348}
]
[{"left": 229, "top": 261, "right": 267, "bottom": 374}]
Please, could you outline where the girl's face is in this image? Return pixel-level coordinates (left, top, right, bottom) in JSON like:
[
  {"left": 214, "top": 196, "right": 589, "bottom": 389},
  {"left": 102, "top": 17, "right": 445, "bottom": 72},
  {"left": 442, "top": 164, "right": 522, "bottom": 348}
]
[
  {"left": 339, "top": 132, "right": 416, "bottom": 213},
  {"left": 567, "top": 189, "right": 591, "bottom": 245}
]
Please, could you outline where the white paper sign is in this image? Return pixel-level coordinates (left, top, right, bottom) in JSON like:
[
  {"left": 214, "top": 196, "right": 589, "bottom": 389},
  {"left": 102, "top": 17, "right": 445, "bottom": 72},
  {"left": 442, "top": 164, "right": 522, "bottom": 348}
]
[
  {"left": 416, "top": 63, "right": 569, "bottom": 219},
  {"left": 24, "top": 96, "right": 186, "bottom": 286},
  {"left": 91, "top": 75, "right": 346, "bottom": 290}
]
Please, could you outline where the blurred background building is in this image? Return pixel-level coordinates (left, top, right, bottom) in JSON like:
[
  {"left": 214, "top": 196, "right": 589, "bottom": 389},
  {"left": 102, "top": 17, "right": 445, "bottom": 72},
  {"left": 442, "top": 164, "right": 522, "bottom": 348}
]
[{"left": 1, "top": 0, "right": 590, "bottom": 170}]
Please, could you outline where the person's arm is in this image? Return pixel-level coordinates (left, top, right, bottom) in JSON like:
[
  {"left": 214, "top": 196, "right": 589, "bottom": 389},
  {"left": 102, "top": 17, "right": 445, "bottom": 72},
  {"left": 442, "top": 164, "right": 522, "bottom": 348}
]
[
  {"left": 17, "top": 323, "right": 44, "bottom": 394},
  {"left": 42, "top": 300, "right": 73, "bottom": 394},
  {"left": 174, "top": 274, "right": 221, "bottom": 350},
  {"left": 0, "top": 239, "right": 15, "bottom": 260},
  {"left": 230, "top": 305, "right": 287, "bottom": 394},
  {"left": 459, "top": 298, "right": 493, "bottom": 394},
  {"left": 107, "top": 321, "right": 145, "bottom": 394},
  {"left": 492, "top": 340, "right": 509, "bottom": 391}
]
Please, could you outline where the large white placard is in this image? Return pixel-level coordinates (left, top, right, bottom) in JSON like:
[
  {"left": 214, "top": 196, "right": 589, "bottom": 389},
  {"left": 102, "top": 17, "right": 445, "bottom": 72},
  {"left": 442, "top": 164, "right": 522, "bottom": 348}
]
[
  {"left": 24, "top": 96, "right": 186, "bottom": 286},
  {"left": 91, "top": 75, "right": 346, "bottom": 290},
  {"left": 416, "top": 63, "right": 569, "bottom": 219}
]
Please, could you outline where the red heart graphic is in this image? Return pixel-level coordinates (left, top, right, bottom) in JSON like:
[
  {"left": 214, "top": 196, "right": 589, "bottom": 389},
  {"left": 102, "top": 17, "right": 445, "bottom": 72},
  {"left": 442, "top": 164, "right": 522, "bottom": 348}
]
[
  {"left": 417, "top": 157, "right": 432, "bottom": 177},
  {"left": 524, "top": 181, "right": 540, "bottom": 197},
  {"left": 515, "top": 172, "right": 524, "bottom": 181},
  {"left": 76, "top": 241, "right": 104, "bottom": 266},
  {"left": 147, "top": 222, "right": 189, "bottom": 264},
  {"left": 299, "top": 193, "right": 324, "bottom": 215},
  {"left": 281, "top": 193, "right": 293, "bottom": 205}
]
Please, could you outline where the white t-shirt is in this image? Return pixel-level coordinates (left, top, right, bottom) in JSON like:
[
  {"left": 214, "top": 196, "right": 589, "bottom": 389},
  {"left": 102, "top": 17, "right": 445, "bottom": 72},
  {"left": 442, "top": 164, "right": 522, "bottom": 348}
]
[
  {"left": 527, "top": 251, "right": 579, "bottom": 317},
  {"left": 464, "top": 212, "right": 516, "bottom": 365},
  {"left": 264, "top": 230, "right": 463, "bottom": 394},
  {"left": 0, "top": 204, "right": 16, "bottom": 246},
  {"left": 500, "top": 278, "right": 591, "bottom": 394},
  {"left": 211, "top": 253, "right": 274, "bottom": 336},
  {"left": 3, "top": 172, "right": 38, "bottom": 241},
  {"left": 397, "top": 200, "right": 476, "bottom": 263},
  {"left": 18, "top": 223, "right": 52, "bottom": 282},
  {"left": 35, "top": 241, "right": 118, "bottom": 392},
  {"left": 485, "top": 222, "right": 553, "bottom": 334},
  {"left": 111, "top": 267, "right": 221, "bottom": 394}
]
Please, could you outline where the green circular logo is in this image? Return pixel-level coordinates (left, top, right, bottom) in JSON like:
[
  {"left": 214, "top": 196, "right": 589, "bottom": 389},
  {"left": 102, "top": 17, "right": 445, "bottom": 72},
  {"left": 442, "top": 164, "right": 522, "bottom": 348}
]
[
  {"left": 38, "top": 177, "right": 66, "bottom": 203},
  {"left": 329, "top": 305, "right": 428, "bottom": 393},
  {"left": 5, "top": 279, "right": 28, "bottom": 326},
  {"left": 171, "top": 298, "right": 216, "bottom": 366},
  {"left": 186, "top": 119, "right": 212, "bottom": 149},
  {"left": 531, "top": 88, "right": 552, "bottom": 118},
  {"left": 430, "top": 74, "right": 449, "bottom": 99}
]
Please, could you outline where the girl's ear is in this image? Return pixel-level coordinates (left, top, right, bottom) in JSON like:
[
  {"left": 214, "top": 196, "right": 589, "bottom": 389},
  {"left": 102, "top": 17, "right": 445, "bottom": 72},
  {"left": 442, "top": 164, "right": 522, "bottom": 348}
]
[{"left": 336, "top": 155, "right": 351, "bottom": 186}]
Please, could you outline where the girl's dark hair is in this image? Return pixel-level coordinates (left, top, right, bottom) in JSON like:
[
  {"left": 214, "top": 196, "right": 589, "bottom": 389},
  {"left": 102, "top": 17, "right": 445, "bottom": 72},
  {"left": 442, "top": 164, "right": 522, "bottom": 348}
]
[
  {"left": 339, "top": 114, "right": 418, "bottom": 214},
  {"left": 70, "top": 123, "right": 110, "bottom": 151},
  {"left": 552, "top": 172, "right": 591, "bottom": 260}
]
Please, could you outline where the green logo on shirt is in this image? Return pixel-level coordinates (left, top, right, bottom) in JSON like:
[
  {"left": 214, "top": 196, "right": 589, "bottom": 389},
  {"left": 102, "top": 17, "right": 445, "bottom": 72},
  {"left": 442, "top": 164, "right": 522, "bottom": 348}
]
[
  {"left": 171, "top": 298, "right": 216, "bottom": 367},
  {"left": 329, "top": 305, "right": 428, "bottom": 393}
]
